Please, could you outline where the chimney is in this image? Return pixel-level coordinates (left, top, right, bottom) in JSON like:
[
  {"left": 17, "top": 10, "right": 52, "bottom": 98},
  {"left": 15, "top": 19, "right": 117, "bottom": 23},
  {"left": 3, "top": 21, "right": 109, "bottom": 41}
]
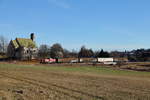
[{"left": 30, "top": 33, "right": 35, "bottom": 41}]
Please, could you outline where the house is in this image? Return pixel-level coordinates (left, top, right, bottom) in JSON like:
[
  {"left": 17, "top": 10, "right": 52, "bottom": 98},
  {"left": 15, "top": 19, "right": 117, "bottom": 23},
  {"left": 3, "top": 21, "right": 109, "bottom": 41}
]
[{"left": 7, "top": 33, "right": 38, "bottom": 60}]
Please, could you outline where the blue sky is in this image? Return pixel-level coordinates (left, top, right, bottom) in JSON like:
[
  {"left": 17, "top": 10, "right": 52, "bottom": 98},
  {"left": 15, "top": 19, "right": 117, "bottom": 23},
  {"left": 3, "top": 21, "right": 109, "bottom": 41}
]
[{"left": 0, "top": 0, "right": 150, "bottom": 51}]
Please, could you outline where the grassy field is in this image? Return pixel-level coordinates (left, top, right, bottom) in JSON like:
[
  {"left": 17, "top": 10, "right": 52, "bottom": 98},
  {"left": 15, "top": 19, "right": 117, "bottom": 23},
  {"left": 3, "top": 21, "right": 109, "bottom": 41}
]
[{"left": 0, "top": 63, "right": 150, "bottom": 100}]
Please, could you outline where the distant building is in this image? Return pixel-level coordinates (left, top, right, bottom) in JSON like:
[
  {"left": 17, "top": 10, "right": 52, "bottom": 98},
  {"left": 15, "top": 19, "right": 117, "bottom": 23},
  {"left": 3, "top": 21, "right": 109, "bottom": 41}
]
[
  {"left": 97, "top": 58, "right": 114, "bottom": 62},
  {"left": 7, "top": 33, "right": 38, "bottom": 60},
  {"left": 97, "top": 58, "right": 117, "bottom": 65}
]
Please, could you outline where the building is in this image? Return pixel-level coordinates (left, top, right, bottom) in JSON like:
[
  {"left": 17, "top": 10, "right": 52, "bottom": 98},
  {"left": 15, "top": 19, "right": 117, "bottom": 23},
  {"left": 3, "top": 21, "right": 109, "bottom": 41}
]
[
  {"left": 7, "top": 33, "right": 38, "bottom": 60},
  {"left": 97, "top": 58, "right": 114, "bottom": 62},
  {"left": 97, "top": 58, "right": 117, "bottom": 65}
]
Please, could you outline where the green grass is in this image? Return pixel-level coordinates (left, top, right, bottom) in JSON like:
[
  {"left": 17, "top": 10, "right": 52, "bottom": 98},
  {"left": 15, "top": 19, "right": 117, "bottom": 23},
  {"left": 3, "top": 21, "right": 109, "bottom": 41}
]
[{"left": 0, "top": 63, "right": 150, "bottom": 77}]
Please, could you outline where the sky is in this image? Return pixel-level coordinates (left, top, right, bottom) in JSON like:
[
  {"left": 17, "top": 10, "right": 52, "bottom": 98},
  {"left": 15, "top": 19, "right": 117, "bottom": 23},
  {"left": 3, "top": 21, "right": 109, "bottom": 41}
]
[{"left": 0, "top": 0, "right": 150, "bottom": 51}]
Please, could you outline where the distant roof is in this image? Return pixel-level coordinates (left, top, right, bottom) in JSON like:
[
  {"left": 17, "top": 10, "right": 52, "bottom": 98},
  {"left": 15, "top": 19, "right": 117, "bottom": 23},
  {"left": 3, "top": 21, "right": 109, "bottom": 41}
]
[
  {"left": 12, "top": 40, "right": 19, "bottom": 49},
  {"left": 12, "top": 38, "right": 36, "bottom": 48}
]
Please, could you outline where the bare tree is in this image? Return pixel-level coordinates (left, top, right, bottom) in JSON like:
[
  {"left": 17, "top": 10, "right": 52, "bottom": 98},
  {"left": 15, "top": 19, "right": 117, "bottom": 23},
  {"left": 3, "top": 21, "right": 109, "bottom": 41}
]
[
  {"left": 63, "top": 49, "right": 78, "bottom": 58},
  {"left": 63, "top": 49, "right": 70, "bottom": 58},
  {"left": 78, "top": 46, "right": 94, "bottom": 58},
  {"left": 50, "top": 43, "right": 64, "bottom": 62},
  {"left": 0, "top": 35, "right": 8, "bottom": 53},
  {"left": 38, "top": 44, "right": 50, "bottom": 58}
]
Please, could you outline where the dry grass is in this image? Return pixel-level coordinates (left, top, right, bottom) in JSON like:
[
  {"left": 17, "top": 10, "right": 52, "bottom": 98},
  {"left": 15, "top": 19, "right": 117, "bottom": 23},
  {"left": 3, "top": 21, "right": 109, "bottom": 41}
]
[{"left": 0, "top": 63, "right": 150, "bottom": 100}]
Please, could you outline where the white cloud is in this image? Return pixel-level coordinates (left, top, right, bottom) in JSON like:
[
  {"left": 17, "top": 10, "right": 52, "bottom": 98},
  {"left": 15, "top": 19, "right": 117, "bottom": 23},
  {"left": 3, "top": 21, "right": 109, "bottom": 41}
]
[{"left": 48, "top": 0, "right": 70, "bottom": 8}]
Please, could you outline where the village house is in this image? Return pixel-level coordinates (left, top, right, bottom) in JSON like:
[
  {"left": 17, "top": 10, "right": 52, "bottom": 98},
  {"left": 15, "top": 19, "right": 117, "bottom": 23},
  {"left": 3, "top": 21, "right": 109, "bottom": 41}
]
[{"left": 7, "top": 33, "right": 38, "bottom": 60}]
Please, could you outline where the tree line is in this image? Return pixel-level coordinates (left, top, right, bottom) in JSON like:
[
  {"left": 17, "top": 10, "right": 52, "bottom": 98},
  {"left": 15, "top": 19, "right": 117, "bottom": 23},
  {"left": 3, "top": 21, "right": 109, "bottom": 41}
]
[
  {"left": 37, "top": 44, "right": 150, "bottom": 62},
  {"left": 38, "top": 44, "right": 111, "bottom": 59},
  {"left": 1, "top": 35, "right": 150, "bottom": 62}
]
